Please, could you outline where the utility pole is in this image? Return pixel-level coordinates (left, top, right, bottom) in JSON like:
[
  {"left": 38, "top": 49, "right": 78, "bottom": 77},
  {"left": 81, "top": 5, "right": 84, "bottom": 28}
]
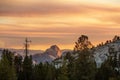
[{"left": 24, "top": 38, "right": 31, "bottom": 56}]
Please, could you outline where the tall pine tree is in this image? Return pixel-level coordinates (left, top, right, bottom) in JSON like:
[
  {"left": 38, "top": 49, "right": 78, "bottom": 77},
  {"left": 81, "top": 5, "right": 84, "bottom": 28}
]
[{"left": 73, "top": 35, "right": 96, "bottom": 80}]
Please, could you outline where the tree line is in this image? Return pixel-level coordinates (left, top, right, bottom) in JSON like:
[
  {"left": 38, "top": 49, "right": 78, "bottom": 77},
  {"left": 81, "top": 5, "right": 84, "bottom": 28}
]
[{"left": 0, "top": 35, "right": 120, "bottom": 80}]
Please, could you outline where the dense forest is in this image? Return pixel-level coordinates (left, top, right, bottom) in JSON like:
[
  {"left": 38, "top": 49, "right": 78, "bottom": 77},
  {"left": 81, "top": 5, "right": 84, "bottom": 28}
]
[{"left": 0, "top": 35, "right": 120, "bottom": 80}]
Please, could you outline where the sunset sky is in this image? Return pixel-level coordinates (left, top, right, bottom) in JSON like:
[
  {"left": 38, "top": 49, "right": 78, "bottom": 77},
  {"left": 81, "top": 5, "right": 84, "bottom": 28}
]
[{"left": 0, "top": 0, "right": 120, "bottom": 50}]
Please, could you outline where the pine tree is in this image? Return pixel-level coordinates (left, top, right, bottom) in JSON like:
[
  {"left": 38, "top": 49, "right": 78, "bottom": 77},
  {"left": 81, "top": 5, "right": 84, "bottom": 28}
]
[
  {"left": 56, "top": 56, "right": 69, "bottom": 80},
  {"left": 74, "top": 35, "right": 93, "bottom": 52},
  {"left": 23, "top": 55, "right": 33, "bottom": 80},
  {"left": 65, "top": 52, "right": 75, "bottom": 80},
  {"left": 45, "top": 64, "right": 56, "bottom": 80},
  {"left": 73, "top": 35, "right": 96, "bottom": 80},
  {"left": 33, "top": 63, "right": 44, "bottom": 80},
  {"left": 95, "top": 58, "right": 114, "bottom": 80},
  {"left": 14, "top": 55, "right": 23, "bottom": 80},
  {"left": 0, "top": 49, "right": 17, "bottom": 80},
  {"left": 74, "top": 49, "right": 96, "bottom": 80}
]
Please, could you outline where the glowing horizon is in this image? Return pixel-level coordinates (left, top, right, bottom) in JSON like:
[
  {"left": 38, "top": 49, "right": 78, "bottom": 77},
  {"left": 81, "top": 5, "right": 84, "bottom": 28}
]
[{"left": 0, "top": 0, "right": 120, "bottom": 50}]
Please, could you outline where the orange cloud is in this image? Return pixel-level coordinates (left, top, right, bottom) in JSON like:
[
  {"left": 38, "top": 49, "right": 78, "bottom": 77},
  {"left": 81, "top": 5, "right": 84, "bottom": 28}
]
[
  {"left": 0, "top": 0, "right": 120, "bottom": 50},
  {"left": 0, "top": 0, "right": 120, "bottom": 16}
]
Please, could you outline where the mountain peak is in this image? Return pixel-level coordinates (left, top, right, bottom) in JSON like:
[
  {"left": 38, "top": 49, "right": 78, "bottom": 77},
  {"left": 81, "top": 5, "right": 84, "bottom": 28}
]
[
  {"left": 45, "top": 45, "right": 62, "bottom": 57},
  {"left": 51, "top": 45, "right": 60, "bottom": 50}
]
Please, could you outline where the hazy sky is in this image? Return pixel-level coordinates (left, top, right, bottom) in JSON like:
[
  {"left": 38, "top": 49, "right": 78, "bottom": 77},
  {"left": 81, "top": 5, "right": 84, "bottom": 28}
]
[{"left": 0, "top": 0, "right": 120, "bottom": 50}]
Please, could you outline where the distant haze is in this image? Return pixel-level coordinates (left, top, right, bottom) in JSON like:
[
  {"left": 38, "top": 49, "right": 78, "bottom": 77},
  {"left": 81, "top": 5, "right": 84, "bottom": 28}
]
[{"left": 0, "top": 0, "right": 120, "bottom": 50}]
